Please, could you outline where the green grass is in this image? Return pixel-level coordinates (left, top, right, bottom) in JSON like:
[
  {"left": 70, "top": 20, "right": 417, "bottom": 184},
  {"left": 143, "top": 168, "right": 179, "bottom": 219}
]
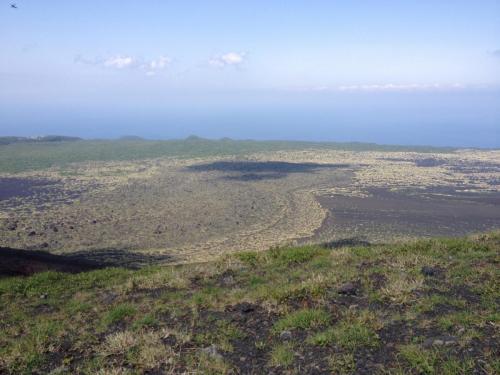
[
  {"left": 269, "top": 343, "right": 295, "bottom": 367},
  {"left": 193, "top": 320, "right": 245, "bottom": 352},
  {"left": 268, "top": 245, "right": 323, "bottom": 265},
  {"left": 273, "top": 308, "right": 330, "bottom": 332},
  {"left": 436, "top": 311, "right": 479, "bottom": 332},
  {"left": 329, "top": 352, "right": 356, "bottom": 374},
  {"left": 0, "top": 267, "right": 131, "bottom": 298},
  {"left": 133, "top": 313, "right": 159, "bottom": 330},
  {"left": 441, "top": 358, "right": 476, "bottom": 375},
  {"left": 398, "top": 345, "right": 438, "bottom": 375},
  {"left": 103, "top": 303, "right": 137, "bottom": 326},
  {"left": 308, "top": 321, "right": 379, "bottom": 350}
]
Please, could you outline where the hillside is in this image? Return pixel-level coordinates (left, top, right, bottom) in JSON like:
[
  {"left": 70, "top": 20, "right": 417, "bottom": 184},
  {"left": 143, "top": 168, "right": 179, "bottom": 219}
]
[
  {"left": 0, "top": 137, "right": 455, "bottom": 174},
  {"left": 0, "top": 233, "right": 498, "bottom": 374},
  {"left": 0, "top": 136, "right": 82, "bottom": 147}
]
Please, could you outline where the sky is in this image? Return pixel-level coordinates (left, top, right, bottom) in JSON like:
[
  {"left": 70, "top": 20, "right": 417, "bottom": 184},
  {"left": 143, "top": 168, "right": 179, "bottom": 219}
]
[{"left": 1, "top": 1, "right": 499, "bottom": 147}]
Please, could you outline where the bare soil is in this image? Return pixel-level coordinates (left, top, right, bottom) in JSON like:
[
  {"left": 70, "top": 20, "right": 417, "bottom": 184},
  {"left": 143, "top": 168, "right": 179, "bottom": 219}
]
[{"left": 311, "top": 187, "right": 500, "bottom": 244}]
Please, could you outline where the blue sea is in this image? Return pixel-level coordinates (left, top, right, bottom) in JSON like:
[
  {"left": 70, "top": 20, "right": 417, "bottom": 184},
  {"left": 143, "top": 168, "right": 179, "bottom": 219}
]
[{"left": 1, "top": 91, "right": 499, "bottom": 148}]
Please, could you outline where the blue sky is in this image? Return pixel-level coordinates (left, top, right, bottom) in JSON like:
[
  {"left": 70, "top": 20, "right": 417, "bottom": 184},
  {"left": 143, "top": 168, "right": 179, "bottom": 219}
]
[{"left": 1, "top": 1, "right": 499, "bottom": 146}]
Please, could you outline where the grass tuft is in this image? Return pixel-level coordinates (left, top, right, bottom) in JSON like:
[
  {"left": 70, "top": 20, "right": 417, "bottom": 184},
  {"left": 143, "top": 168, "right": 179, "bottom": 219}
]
[
  {"left": 103, "top": 304, "right": 137, "bottom": 326},
  {"left": 273, "top": 308, "right": 330, "bottom": 333},
  {"left": 269, "top": 343, "right": 295, "bottom": 367}
]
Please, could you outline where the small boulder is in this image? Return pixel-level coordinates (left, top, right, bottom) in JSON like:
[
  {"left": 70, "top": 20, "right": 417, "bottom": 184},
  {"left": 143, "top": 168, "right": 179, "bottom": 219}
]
[
  {"left": 338, "top": 282, "right": 358, "bottom": 296},
  {"left": 423, "top": 335, "right": 457, "bottom": 348},
  {"left": 221, "top": 275, "right": 235, "bottom": 286},
  {"left": 201, "top": 344, "right": 223, "bottom": 360},
  {"left": 280, "top": 330, "right": 293, "bottom": 341},
  {"left": 7, "top": 222, "right": 18, "bottom": 231},
  {"left": 101, "top": 291, "right": 118, "bottom": 304},
  {"left": 421, "top": 266, "right": 439, "bottom": 277},
  {"left": 238, "top": 302, "right": 255, "bottom": 314}
]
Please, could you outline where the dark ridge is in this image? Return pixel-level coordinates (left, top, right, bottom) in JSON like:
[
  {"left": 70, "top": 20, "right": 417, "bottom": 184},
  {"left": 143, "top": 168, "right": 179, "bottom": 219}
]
[
  {"left": 322, "top": 238, "right": 372, "bottom": 249},
  {"left": 0, "top": 135, "right": 82, "bottom": 146},
  {"left": 185, "top": 135, "right": 208, "bottom": 141},
  {"left": 63, "top": 249, "right": 173, "bottom": 269},
  {"left": 0, "top": 247, "right": 175, "bottom": 277},
  {"left": 119, "top": 135, "right": 145, "bottom": 141},
  {"left": 0, "top": 247, "right": 104, "bottom": 277}
]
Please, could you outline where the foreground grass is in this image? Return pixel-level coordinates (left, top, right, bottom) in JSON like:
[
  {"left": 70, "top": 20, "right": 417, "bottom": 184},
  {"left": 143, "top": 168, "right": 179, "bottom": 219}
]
[{"left": 0, "top": 232, "right": 498, "bottom": 374}]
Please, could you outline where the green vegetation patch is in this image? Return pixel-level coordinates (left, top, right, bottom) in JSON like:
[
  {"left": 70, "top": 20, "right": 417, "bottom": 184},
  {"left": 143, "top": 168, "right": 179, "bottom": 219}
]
[
  {"left": 269, "top": 342, "right": 295, "bottom": 367},
  {"left": 102, "top": 303, "right": 137, "bottom": 326},
  {"left": 273, "top": 308, "right": 330, "bottom": 332},
  {"left": 308, "top": 320, "right": 379, "bottom": 350},
  {"left": 0, "top": 138, "right": 455, "bottom": 173},
  {"left": 268, "top": 245, "right": 324, "bottom": 266}
]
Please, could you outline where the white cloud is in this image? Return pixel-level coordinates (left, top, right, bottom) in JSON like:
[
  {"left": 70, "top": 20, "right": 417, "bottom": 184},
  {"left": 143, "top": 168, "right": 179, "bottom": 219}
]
[
  {"left": 209, "top": 52, "right": 245, "bottom": 67},
  {"left": 145, "top": 56, "right": 172, "bottom": 75},
  {"left": 77, "top": 54, "right": 172, "bottom": 75},
  {"left": 103, "top": 56, "right": 135, "bottom": 69},
  {"left": 336, "top": 83, "right": 466, "bottom": 92},
  {"left": 291, "top": 83, "right": 470, "bottom": 93},
  {"left": 148, "top": 56, "right": 171, "bottom": 70}
]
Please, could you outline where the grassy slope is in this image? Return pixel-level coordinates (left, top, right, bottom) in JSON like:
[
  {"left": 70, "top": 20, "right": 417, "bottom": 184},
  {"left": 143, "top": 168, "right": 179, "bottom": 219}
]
[
  {"left": 0, "top": 138, "right": 455, "bottom": 174},
  {"left": 0, "top": 233, "right": 498, "bottom": 374}
]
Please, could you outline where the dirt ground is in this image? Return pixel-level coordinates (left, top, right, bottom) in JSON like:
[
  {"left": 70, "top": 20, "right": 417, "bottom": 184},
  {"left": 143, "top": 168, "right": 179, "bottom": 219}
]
[{"left": 308, "top": 188, "right": 500, "bottom": 245}]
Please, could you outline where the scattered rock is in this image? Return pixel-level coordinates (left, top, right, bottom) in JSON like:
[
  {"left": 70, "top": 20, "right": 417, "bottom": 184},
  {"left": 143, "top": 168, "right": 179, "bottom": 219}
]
[
  {"left": 444, "top": 337, "right": 458, "bottom": 346},
  {"left": 421, "top": 266, "right": 440, "bottom": 277},
  {"left": 101, "top": 291, "right": 118, "bottom": 304},
  {"left": 368, "top": 272, "right": 387, "bottom": 290},
  {"left": 423, "top": 335, "right": 458, "bottom": 348},
  {"left": 27, "top": 231, "right": 36, "bottom": 237},
  {"left": 201, "top": 344, "right": 223, "bottom": 360},
  {"left": 7, "top": 222, "right": 17, "bottom": 231},
  {"left": 218, "top": 270, "right": 236, "bottom": 287},
  {"left": 41, "top": 242, "right": 49, "bottom": 248},
  {"left": 162, "top": 334, "right": 177, "bottom": 347},
  {"left": 221, "top": 275, "right": 235, "bottom": 286},
  {"left": 280, "top": 330, "right": 293, "bottom": 341},
  {"left": 238, "top": 302, "right": 255, "bottom": 314},
  {"left": 338, "top": 282, "right": 358, "bottom": 295}
]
